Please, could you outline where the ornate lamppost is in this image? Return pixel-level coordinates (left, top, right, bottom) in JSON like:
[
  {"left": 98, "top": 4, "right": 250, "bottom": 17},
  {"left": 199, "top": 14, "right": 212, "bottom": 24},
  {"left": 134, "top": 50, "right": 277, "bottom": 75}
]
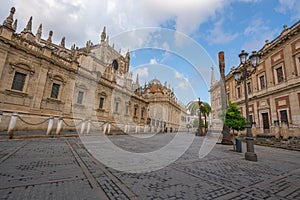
[
  {"left": 196, "top": 98, "right": 203, "bottom": 136},
  {"left": 233, "top": 50, "right": 260, "bottom": 161}
]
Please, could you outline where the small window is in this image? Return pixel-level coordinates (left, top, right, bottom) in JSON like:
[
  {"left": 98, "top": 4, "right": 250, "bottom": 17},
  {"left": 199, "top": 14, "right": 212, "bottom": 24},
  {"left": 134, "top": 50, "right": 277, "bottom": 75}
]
[
  {"left": 276, "top": 67, "right": 284, "bottom": 83},
  {"left": 51, "top": 83, "right": 60, "bottom": 99},
  {"left": 99, "top": 97, "right": 104, "bottom": 109},
  {"left": 115, "top": 102, "right": 119, "bottom": 112},
  {"left": 77, "top": 91, "right": 84, "bottom": 104},
  {"left": 247, "top": 82, "right": 252, "bottom": 94},
  {"left": 237, "top": 87, "right": 241, "bottom": 98},
  {"left": 11, "top": 72, "right": 26, "bottom": 91},
  {"left": 259, "top": 75, "right": 266, "bottom": 89},
  {"left": 125, "top": 104, "right": 129, "bottom": 115},
  {"left": 134, "top": 107, "right": 138, "bottom": 117},
  {"left": 141, "top": 109, "right": 144, "bottom": 118}
]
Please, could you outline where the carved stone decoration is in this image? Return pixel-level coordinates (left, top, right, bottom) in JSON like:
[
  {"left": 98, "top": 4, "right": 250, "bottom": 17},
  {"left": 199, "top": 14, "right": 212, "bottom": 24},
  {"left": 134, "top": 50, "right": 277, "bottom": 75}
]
[
  {"left": 60, "top": 37, "right": 65, "bottom": 47},
  {"left": 46, "top": 30, "right": 53, "bottom": 46},
  {"left": 101, "top": 26, "right": 106, "bottom": 43},
  {"left": 22, "top": 16, "right": 33, "bottom": 34},
  {"left": 35, "top": 24, "right": 42, "bottom": 42},
  {"left": 3, "top": 7, "right": 15, "bottom": 29},
  {"left": 12, "top": 19, "right": 17, "bottom": 32}
]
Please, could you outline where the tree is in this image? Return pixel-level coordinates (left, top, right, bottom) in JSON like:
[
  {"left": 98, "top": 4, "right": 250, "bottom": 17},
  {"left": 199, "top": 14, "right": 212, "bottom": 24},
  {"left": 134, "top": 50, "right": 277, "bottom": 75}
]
[
  {"left": 200, "top": 102, "right": 211, "bottom": 133},
  {"left": 224, "top": 101, "right": 246, "bottom": 144}
]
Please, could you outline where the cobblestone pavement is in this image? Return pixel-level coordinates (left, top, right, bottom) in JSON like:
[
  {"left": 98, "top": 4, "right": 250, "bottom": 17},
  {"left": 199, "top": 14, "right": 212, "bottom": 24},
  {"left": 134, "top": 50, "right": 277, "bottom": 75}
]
[{"left": 0, "top": 132, "right": 299, "bottom": 200}]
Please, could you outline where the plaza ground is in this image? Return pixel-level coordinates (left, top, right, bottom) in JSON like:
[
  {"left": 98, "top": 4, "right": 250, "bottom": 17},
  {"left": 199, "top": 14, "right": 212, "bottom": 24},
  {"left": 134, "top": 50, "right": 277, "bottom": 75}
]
[{"left": 0, "top": 132, "right": 299, "bottom": 200}]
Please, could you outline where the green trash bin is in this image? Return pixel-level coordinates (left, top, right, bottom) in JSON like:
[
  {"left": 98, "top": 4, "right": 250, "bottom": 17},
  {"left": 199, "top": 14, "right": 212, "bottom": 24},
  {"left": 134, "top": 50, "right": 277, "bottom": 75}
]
[{"left": 236, "top": 138, "right": 242, "bottom": 153}]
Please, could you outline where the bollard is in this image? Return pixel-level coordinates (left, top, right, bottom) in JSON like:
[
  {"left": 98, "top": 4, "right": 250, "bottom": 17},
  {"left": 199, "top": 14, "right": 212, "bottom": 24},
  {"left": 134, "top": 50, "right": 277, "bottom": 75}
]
[
  {"left": 103, "top": 123, "right": 107, "bottom": 134},
  {"left": 124, "top": 124, "right": 128, "bottom": 133},
  {"left": 80, "top": 119, "right": 86, "bottom": 135},
  {"left": 135, "top": 125, "right": 138, "bottom": 133},
  {"left": 86, "top": 120, "right": 91, "bottom": 134},
  {"left": 107, "top": 123, "right": 111, "bottom": 134},
  {"left": 7, "top": 113, "right": 18, "bottom": 139},
  {"left": 56, "top": 117, "right": 63, "bottom": 135},
  {"left": 46, "top": 116, "right": 54, "bottom": 135},
  {"left": 0, "top": 111, "right": 2, "bottom": 124}
]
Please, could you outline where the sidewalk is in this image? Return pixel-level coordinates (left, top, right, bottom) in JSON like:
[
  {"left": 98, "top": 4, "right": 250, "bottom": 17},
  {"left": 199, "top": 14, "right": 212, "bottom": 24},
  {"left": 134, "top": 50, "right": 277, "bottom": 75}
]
[{"left": 0, "top": 133, "right": 299, "bottom": 199}]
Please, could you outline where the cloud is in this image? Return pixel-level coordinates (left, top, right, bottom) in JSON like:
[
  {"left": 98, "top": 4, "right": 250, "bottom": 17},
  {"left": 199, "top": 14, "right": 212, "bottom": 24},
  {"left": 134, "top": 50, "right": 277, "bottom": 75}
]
[
  {"left": 242, "top": 18, "right": 280, "bottom": 51},
  {"left": 150, "top": 58, "right": 158, "bottom": 64},
  {"left": 205, "top": 18, "right": 239, "bottom": 44},
  {"left": 134, "top": 67, "right": 149, "bottom": 78},
  {"left": 275, "top": 0, "right": 300, "bottom": 20},
  {"left": 174, "top": 71, "right": 190, "bottom": 90},
  {"left": 1, "top": 0, "right": 227, "bottom": 48}
]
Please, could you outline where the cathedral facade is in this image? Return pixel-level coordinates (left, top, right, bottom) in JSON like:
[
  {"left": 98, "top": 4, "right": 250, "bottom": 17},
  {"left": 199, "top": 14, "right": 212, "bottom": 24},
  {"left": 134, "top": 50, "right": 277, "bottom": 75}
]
[{"left": 0, "top": 7, "right": 186, "bottom": 133}]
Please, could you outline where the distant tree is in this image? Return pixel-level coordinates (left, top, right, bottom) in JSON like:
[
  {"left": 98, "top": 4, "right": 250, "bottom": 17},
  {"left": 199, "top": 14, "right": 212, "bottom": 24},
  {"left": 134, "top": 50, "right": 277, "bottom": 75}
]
[
  {"left": 200, "top": 102, "right": 211, "bottom": 133},
  {"left": 224, "top": 101, "right": 246, "bottom": 136},
  {"left": 193, "top": 118, "right": 199, "bottom": 128},
  {"left": 188, "top": 101, "right": 199, "bottom": 116}
]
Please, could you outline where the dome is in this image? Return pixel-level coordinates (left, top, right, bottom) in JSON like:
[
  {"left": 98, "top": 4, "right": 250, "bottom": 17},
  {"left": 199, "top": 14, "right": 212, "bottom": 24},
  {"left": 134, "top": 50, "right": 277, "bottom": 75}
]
[{"left": 149, "top": 78, "right": 161, "bottom": 85}]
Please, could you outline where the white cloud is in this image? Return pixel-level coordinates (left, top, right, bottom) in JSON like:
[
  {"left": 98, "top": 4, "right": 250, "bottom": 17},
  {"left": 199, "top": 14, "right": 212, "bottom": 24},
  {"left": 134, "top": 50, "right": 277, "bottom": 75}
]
[
  {"left": 150, "top": 58, "right": 158, "bottom": 64},
  {"left": 205, "top": 18, "right": 239, "bottom": 44},
  {"left": 1, "top": 0, "right": 227, "bottom": 48},
  {"left": 242, "top": 18, "right": 280, "bottom": 51},
  {"left": 174, "top": 71, "right": 190, "bottom": 90},
  {"left": 275, "top": 0, "right": 300, "bottom": 20},
  {"left": 134, "top": 67, "right": 149, "bottom": 78}
]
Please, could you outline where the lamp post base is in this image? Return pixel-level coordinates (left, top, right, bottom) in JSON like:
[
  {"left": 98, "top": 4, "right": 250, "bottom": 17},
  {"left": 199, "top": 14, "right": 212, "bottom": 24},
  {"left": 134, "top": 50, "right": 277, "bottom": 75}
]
[{"left": 245, "top": 152, "right": 257, "bottom": 162}]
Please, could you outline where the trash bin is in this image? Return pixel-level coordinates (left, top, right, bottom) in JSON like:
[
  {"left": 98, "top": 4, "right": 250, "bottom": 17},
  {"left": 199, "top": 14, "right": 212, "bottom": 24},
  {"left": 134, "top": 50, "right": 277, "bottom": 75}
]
[{"left": 236, "top": 138, "right": 242, "bottom": 153}]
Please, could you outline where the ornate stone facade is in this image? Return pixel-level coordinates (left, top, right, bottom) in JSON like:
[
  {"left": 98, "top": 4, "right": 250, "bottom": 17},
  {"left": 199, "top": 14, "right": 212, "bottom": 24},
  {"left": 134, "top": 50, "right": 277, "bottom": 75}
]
[
  {"left": 0, "top": 7, "right": 187, "bottom": 133},
  {"left": 210, "top": 20, "right": 300, "bottom": 137}
]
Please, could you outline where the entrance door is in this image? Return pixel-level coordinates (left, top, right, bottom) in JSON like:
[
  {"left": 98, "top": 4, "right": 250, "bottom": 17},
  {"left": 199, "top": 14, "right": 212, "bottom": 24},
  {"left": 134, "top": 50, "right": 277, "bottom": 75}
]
[{"left": 262, "top": 113, "right": 270, "bottom": 132}]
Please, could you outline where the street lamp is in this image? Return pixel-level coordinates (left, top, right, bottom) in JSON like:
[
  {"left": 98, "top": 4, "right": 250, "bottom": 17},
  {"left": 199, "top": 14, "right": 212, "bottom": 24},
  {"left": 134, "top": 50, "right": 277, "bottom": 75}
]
[
  {"left": 196, "top": 98, "right": 203, "bottom": 136},
  {"left": 233, "top": 50, "right": 259, "bottom": 162}
]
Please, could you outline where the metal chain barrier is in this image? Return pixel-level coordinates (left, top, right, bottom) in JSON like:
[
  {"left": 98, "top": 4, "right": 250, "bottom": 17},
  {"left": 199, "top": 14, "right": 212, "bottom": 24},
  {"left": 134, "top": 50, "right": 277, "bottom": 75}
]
[
  {"left": 90, "top": 121, "right": 106, "bottom": 128},
  {"left": 62, "top": 118, "right": 83, "bottom": 127},
  {"left": 16, "top": 115, "right": 50, "bottom": 126}
]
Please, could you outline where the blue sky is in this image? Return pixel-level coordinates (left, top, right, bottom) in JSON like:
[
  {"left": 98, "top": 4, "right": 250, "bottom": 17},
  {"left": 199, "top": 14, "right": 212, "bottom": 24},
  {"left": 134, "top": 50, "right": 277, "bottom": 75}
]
[{"left": 1, "top": 0, "right": 299, "bottom": 105}]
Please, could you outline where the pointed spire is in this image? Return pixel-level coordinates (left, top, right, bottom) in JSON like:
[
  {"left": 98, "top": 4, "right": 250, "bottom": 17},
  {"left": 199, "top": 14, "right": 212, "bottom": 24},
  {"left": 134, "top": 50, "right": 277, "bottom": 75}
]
[
  {"left": 101, "top": 26, "right": 106, "bottom": 43},
  {"left": 60, "top": 37, "right": 65, "bottom": 47},
  {"left": 211, "top": 66, "right": 216, "bottom": 86},
  {"left": 126, "top": 49, "right": 130, "bottom": 59},
  {"left": 106, "top": 35, "right": 109, "bottom": 45},
  {"left": 22, "top": 16, "right": 33, "bottom": 33},
  {"left": 136, "top": 74, "right": 139, "bottom": 86},
  {"left": 46, "top": 30, "right": 53, "bottom": 46},
  {"left": 12, "top": 19, "right": 17, "bottom": 31},
  {"left": 3, "top": 7, "right": 15, "bottom": 29},
  {"left": 35, "top": 24, "right": 42, "bottom": 42}
]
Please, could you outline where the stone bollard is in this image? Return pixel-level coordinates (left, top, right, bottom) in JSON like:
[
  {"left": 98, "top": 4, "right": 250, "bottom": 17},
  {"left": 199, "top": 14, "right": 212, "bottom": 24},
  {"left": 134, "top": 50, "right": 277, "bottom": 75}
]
[
  {"left": 103, "top": 123, "right": 107, "bottom": 134},
  {"left": 56, "top": 117, "right": 63, "bottom": 135},
  {"left": 0, "top": 111, "right": 2, "bottom": 124},
  {"left": 80, "top": 119, "right": 86, "bottom": 135},
  {"left": 124, "top": 124, "right": 128, "bottom": 134},
  {"left": 86, "top": 120, "right": 91, "bottom": 134},
  {"left": 281, "top": 122, "right": 289, "bottom": 140},
  {"left": 135, "top": 125, "right": 138, "bottom": 133},
  {"left": 7, "top": 113, "right": 18, "bottom": 139},
  {"left": 144, "top": 125, "right": 146, "bottom": 133},
  {"left": 107, "top": 123, "right": 111, "bottom": 134},
  {"left": 46, "top": 116, "right": 54, "bottom": 135}
]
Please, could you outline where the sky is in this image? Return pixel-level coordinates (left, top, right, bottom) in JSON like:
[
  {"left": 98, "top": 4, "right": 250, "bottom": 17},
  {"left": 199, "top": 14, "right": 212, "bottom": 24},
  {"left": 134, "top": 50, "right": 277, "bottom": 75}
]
[{"left": 1, "top": 0, "right": 299, "bottom": 105}]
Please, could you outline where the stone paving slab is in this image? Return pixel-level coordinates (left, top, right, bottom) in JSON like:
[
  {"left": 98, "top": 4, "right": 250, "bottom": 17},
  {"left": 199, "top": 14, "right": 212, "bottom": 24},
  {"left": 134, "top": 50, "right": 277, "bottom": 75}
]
[{"left": 0, "top": 133, "right": 299, "bottom": 200}]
